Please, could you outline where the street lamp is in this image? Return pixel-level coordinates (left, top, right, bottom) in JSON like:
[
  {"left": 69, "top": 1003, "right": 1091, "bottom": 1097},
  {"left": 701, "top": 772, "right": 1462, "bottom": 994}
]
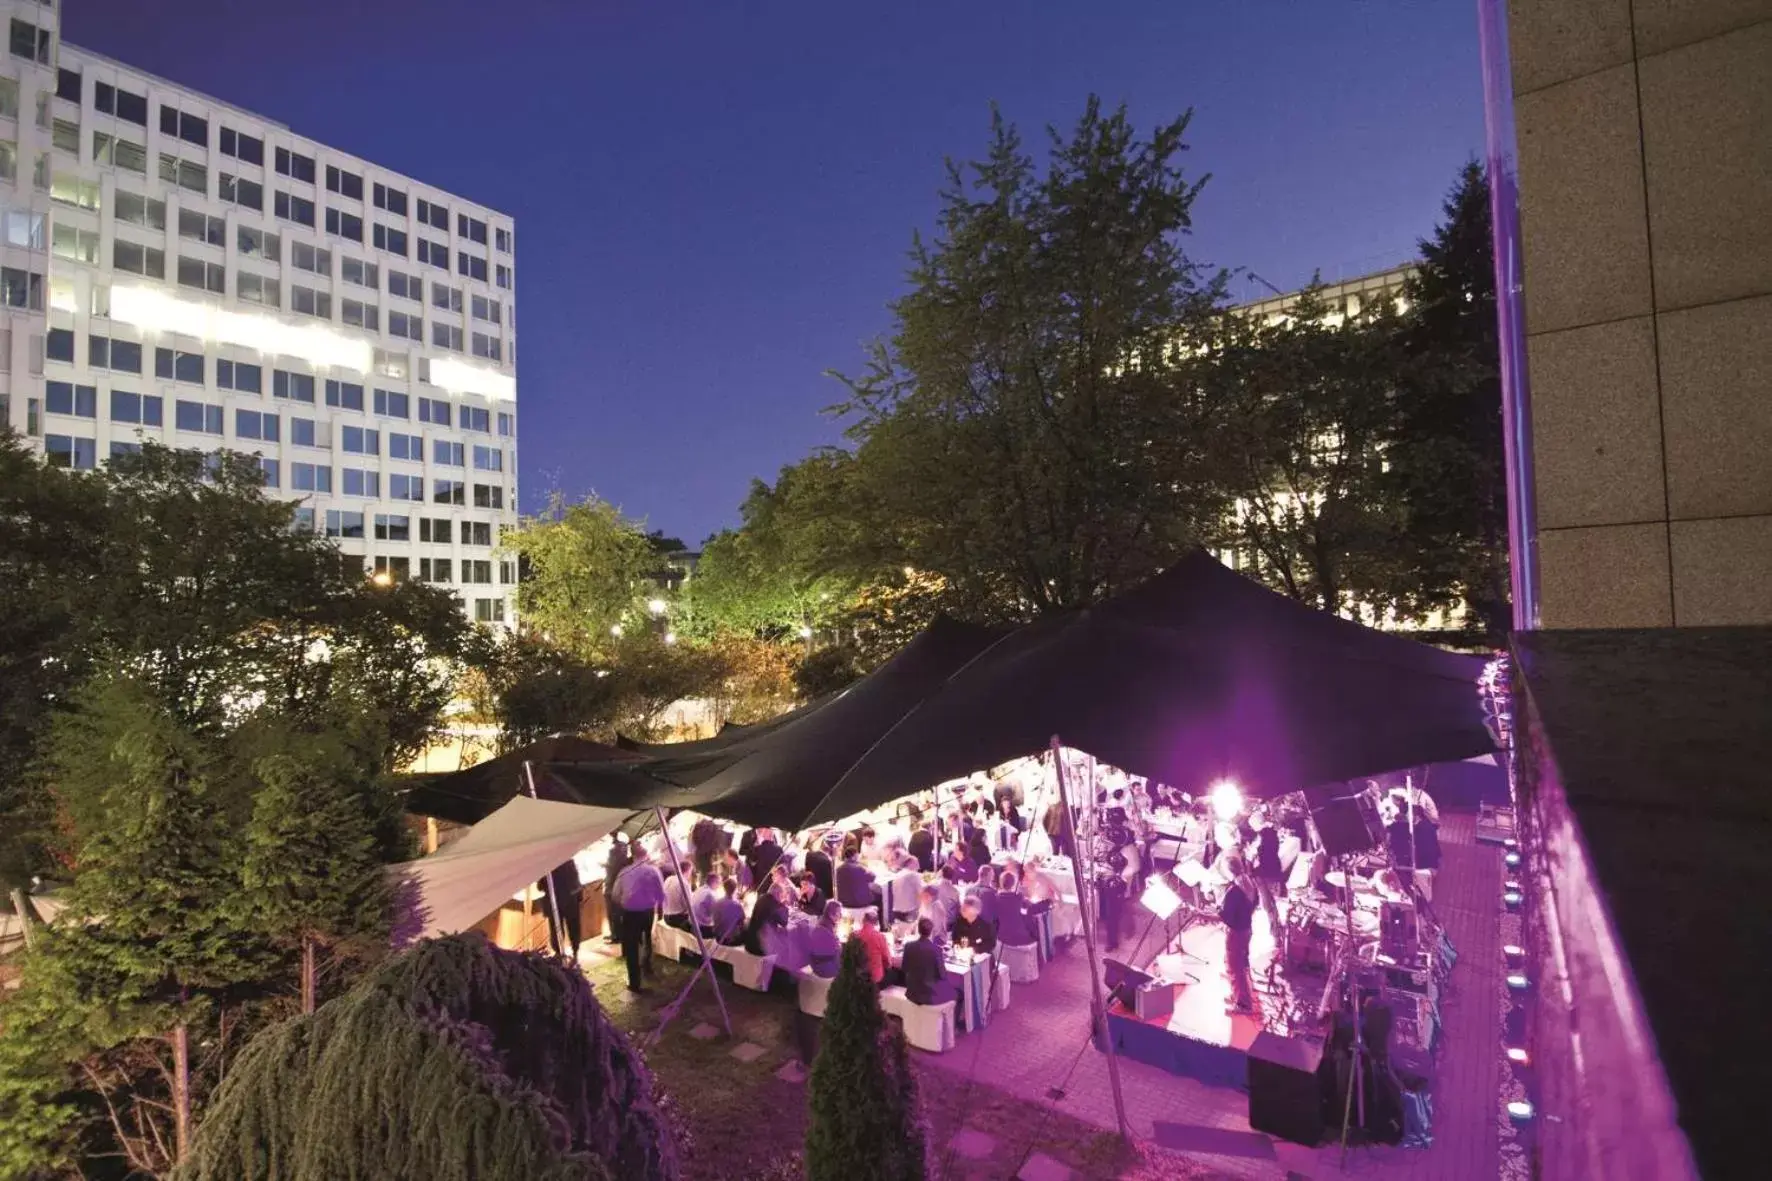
[
  {"left": 647, "top": 598, "right": 668, "bottom": 617},
  {"left": 370, "top": 570, "right": 392, "bottom": 588}
]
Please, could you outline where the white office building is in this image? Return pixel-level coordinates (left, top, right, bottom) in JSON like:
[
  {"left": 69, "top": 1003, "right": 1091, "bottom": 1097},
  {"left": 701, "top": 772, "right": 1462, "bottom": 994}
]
[{"left": 0, "top": 2, "right": 519, "bottom": 626}]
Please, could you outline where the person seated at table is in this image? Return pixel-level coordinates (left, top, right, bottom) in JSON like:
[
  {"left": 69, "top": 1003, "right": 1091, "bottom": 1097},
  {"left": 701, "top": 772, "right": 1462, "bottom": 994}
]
[
  {"left": 852, "top": 909, "right": 890, "bottom": 984},
  {"left": 712, "top": 877, "right": 747, "bottom": 946},
  {"left": 743, "top": 880, "right": 791, "bottom": 956},
  {"left": 723, "top": 848, "right": 753, "bottom": 893},
  {"left": 967, "top": 862, "right": 1000, "bottom": 930},
  {"left": 690, "top": 871, "right": 720, "bottom": 936},
  {"left": 902, "top": 917, "right": 957, "bottom": 1007},
  {"left": 835, "top": 845, "right": 878, "bottom": 912},
  {"left": 994, "top": 871, "right": 1037, "bottom": 947},
  {"left": 886, "top": 850, "right": 923, "bottom": 924},
  {"left": 806, "top": 900, "right": 843, "bottom": 979},
  {"left": 951, "top": 895, "right": 997, "bottom": 957},
  {"left": 967, "top": 827, "right": 993, "bottom": 870},
  {"left": 661, "top": 859, "right": 696, "bottom": 931},
  {"left": 1022, "top": 855, "right": 1062, "bottom": 905},
  {"left": 795, "top": 870, "right": 828, "bottom": 917},
  {"left": 908, "top": 812, "right": 936, "bottom": 873},
  {"left": 803, "top": 833, "right": 836, "bottom": 900},
  {"left": 943, "top": 843, "right": 976, "bottom": 884},
  {"left": 917, "top": 883, "right": 950, "bottom": 938},
  {"left": 933, "top": 864, "right": 963, "bottom": 921}
]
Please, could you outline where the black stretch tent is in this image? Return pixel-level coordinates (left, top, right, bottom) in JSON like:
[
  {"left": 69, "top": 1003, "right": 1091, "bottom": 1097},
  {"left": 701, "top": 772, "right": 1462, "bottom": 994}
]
[
  {"left": 401, "top": 735, "right": 652, "bottom": 826},
  {"left": 522, "top": 551, "right": 1493, "bottom": 832}
]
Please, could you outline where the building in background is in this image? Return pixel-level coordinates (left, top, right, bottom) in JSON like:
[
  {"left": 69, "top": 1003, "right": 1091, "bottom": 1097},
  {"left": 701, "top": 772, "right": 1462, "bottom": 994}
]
[{"left": 0, "top": 1, "right": 519, "bottom": 628}]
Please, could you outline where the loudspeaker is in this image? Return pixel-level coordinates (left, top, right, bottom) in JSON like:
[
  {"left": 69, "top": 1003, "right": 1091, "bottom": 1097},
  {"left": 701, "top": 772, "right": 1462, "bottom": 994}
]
[
  {"left": 1134, "top": 981, "right": 1174, "bottom": 1022},
  {"left": 1311, "top": 795, "right": 1380, "bottom": 858},
  {"left": 1247, "top": 1031, "right": 1325, "bottom": 1146}
]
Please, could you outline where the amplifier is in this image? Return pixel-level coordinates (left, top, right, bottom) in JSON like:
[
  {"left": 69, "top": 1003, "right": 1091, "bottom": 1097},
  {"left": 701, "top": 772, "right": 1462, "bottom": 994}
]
[
  {"left": 1247, "top": 1031, "right": 1325, "bottom": 1146},
  {"left": 1134, "top": 981, "right": 1175, "bottom": 1022}
]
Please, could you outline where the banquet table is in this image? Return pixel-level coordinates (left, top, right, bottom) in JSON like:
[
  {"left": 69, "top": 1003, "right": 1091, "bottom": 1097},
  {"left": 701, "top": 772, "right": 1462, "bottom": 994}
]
[{"left": 888, "top": 939, "right": 997, "bottom": 1032}]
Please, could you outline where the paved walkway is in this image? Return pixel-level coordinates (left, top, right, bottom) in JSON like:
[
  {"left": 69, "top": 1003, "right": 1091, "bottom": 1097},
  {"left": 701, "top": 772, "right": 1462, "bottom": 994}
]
[{"left": 920, "top": 812, "right": 1505, "bottom": 1180}]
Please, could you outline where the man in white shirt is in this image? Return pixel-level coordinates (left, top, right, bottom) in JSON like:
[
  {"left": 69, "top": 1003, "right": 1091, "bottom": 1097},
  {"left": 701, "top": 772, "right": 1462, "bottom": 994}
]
[
  {"left": 661, "top": 859, "right": 695, "bottom": 931},
  {"left": 690, "top": 873, "right": 720, "bottom": 936},
  {"left": 610, "top": 847, "right": 668, "bottom": 992},
  {"left": 887, "top": 851, "right": 923, "bottom": 924}
]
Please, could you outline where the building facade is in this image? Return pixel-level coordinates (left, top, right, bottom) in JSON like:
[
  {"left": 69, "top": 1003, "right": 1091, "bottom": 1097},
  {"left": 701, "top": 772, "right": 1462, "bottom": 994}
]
[{"left": 0, "top": 2, "right": 519, "bottom": 627}]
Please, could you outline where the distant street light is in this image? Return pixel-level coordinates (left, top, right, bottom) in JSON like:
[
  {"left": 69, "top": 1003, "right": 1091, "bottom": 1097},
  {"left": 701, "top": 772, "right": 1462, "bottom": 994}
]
[
  {"left": 370, "top": 570, "right": 392, "bottom": 587},
  {"left": 610, "top": 624, "right": 624, "bottom": 637},
  {"left": 798, "top": 625, "right": 813, "bottom": 639},
  {"left": 648, "top": 598, "right": 668, "bottom": 616},
  {"left": 664, "top": 631, "right": 677, "bottom": 645}
]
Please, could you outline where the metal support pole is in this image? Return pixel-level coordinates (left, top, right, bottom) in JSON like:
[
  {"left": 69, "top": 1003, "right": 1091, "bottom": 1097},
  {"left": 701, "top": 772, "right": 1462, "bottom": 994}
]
[
  {"left": 654, "top": 807, "right": 734, "bottom": 1039},
  {"left": 521, "top": 762, "right": 570, "bottom": 960},
  {"left": 1051, "top": 735, "right": 1131, "bottom": 1143}
]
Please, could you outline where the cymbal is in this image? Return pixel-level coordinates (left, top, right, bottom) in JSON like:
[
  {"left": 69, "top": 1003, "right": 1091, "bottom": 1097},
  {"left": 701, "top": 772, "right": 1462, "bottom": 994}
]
[{"left": 1324, "top": 870, "right": 1348, "bottom": 888}]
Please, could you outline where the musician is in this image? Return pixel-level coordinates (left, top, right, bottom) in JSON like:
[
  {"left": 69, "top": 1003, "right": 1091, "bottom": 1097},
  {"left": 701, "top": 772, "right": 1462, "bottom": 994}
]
[
  {"left": 1383, "top": 785, "right": 1443, "bottom": 903},
  {"left": 1220, "top": 856, "right": 1258, "bottom": 1015},
  {"left": 1247, "top": 810, "right": 1285, "bottom": 931}
]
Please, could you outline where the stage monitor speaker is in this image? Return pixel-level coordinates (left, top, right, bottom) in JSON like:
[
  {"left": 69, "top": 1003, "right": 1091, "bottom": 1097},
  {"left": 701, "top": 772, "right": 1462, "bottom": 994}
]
[
  {"left": 1247, "top": 1031, "right": 1325, "bottom": 1147},
  {"left": 1103, "top": 957, "right": 1152, "bottom": 1011},
  {"left": 1133, "top": 981, "right": 1174, "bottom": 1022},
  {"left": 1312, "top": 795, "right": 1380, "bottom": 858}
]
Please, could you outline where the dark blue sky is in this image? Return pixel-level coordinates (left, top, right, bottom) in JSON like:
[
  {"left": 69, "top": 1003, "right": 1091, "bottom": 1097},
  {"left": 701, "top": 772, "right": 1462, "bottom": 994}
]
[{"left": 67, "top": 1, "right": 1484, "bottom": 544}]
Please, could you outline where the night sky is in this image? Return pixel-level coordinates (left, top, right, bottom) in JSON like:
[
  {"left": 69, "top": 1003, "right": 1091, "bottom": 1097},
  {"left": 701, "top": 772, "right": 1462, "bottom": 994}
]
[{"left": 65, "top": 1, "right": 1485, "bottom": 544}]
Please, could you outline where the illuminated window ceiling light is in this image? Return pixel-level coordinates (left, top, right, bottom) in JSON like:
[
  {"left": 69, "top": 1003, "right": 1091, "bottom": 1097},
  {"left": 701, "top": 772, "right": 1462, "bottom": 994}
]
[
  {"left": 112, "top": 285, "right": 371, "bottom": 373},
  {"left": 431, "top": 355, "right": 515, "bottom": 403}
]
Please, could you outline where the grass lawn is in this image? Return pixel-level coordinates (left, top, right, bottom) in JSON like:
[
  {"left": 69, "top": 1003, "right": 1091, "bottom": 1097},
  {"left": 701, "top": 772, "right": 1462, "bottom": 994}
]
[{"left": 581, "top": 946, "right": 1231, "bottom": 1181}]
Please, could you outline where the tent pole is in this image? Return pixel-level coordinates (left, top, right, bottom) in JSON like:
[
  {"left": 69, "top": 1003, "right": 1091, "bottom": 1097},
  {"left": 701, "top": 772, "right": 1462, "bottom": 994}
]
[
  {"left": 1051, "top": 736, "right": 1131, "bottom": 1144},
  {"left": 522, "top": 761, "right": 571, "bottom": 961},
  {"left": 654, "top": 806, "right": 734, "bottom": 1040}
]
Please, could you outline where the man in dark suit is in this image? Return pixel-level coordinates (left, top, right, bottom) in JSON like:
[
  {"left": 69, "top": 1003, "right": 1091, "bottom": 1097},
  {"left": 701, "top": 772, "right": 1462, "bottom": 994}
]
[
  {"left": 743, "top": 882, "right": 789, "bottom": 956},
  {"left": 908, "top": 817, "right": 936, "bottom": 874},
  {"left": 747, "top": 827, "right": 784, "bottom": 885},
  {"left": 803, "top": 838, "right": 835, "bottom": 901},
  {"left": 993, "top": 870, "right": 1036, "bottom": 948},
  {"left": 834, "top": 847, "right": 877, "bottom": 911},
  {"left": 795, "top": 871, "right": 828, "bottom": 917},
  {"left": 600, "top": 836, "right": 631, "bottom": 944},
  {"left": 901, "top": 918, "right": 957, "bottom": 1006}
]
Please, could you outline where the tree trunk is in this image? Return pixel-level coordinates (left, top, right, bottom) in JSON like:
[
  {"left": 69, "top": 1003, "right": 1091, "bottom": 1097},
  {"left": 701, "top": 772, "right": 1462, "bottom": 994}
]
[
  {"left": 172, "top": 1020, "right": 190, "bottom": 1164},
  {"left": 301, "top": 936, "right": 317, "bottom": 1014}
]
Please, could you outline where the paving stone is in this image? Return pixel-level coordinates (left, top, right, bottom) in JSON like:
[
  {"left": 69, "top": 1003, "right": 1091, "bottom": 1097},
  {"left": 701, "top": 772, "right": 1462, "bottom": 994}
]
[
  {"left": 729, "top": 1040, "right": 767, "bottom": 1062},
  {"left": 1015, "top": 1151, "right": 1073, "bottom": 1181},
  {"left": 687, "top": 1022, "right": 720, "bottom": 1040},
  {"left": 774, "top": 1060, "right": 807, "bottom": 1083},
  {"left": 949, "top": 1127, "right": 996, "bottom": 1160}
]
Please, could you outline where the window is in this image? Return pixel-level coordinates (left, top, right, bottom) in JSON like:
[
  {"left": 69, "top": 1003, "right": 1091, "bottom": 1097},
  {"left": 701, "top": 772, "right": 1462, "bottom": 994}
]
[
  {"left": 497, "top": 411, "right": 514, "bottom": 437},
  {"left": 431, "top": 284, "right": 462, "bottom": 313},
  {"left": 274, "top": 370, "right": 317, "bottom": 403},
  {"left": 372, "top": 183, "right": 407, "bottom": 216},
  {"left": 324, "top": 165, "right": 364, "bottom": 200},
  {"left": 461, "top": 406, "right": 491, "bottom": 432},
  {"left": 500, "top": 561, "right": 517, "bottom": 585},
  {"left": 473, "top": 484, "right": 505, "bottom": 510},
  {"left": 342, "top": 299, "right": 378, "bottom": 331},
  {"left": 217, "top": 359, "right": 263, "bottom": 392},
  {"left": 89, "top": 336, "right": 143, "bottom": 373},
  {"left": 464, "top": 522, "right": 493, "bottom": 546},
  {"left": 326, "top": 380, "right": 366, "bottom": 412},
  {"left": 387, "top": 269, "right": 421, "bottom": 301},
  {"left": 417, "top": 198, "right": 448, "bottom": 230},
  {"left": 177, "top": 208, "right": 226, "bottom": 247},
  {"left": 176, "top": 256, "right": 226, "bottom": 295},
  {"left": 372, "top": 223, "right": 408, "bottom": 256},
  {"left": 432, "top": 479, "right": 465, "bottom": 505},
  {"left": 219, "top": 126, "right": 264, "bottom": 165},
  {"left": 236, "top": 408, "right": 279, "bottom": 441},
  {"left": 325, "top": 207, "right": 363, "bottom": 242},
  {"left": 45, "top": 435, "right": 96, "bottom": 470},
  {"left": 115, "top": 190, "right": 166, "bottom": 230},
  {"left": 52, "top": 117, "right": 79, "bottom": 155},
  {"left": 96, "top": 133, "right": 149, "bottom": 175},
  {"left": 112, "top": 240, "right": 164, "bottom": 279},
  {"left": 292, "top": 241, "right": 331, "bottom": 275},
  {"left": 372, "top": 556, "right": 411, "bottom": 581},
  {"left": 418, "top": 396, "right": 451, "bottom": 426},
  {"left": 46, "top": 327, "right": 74, "bottom": 362},
  {"left": 236, "top": 272, "right": 279, "bottom": 308},
  {"left": 11, "top": 18, "right": 50, "bottom": 66},
  {"left": 419, "top": 557, "right": 452, "bottom": 582},
  {"left": 471, "top": 333, "right": 502, "bottom": 362},
  {"left": 373, "top": 349, "right": 408, "bottom": 379},
  {"left": 292, "top": 462, "right": 331, "bottom": 493},
  {"left": 219, "top": 172, "right": 264, "bottom": 211},
  {"left": 94, "top": 81, "right": 146, "bottom": 125},
  {"left": 496, "top": 264, "right": 512, "bottom": 290},
  {"left": 374, "top": 389, "right": 410, "bottom": 419},
  {"left": 374, "top": 513, "right": 411, "bottom": 542},
  {"left": 57, "top": 67, "right": 80, "bottom": 103},
  {"left": 154, "top": 348, "right": 205, "bottom": 383},
  {"left": 46, "top": 381, "right": 97, "bottom": 417},
  {"left": 158, "top": 154, "right": 207, "bottom": 194},
  {"left": 0, "top": 266, "right": 41, "bottom": 310},
  {"left": 290, "top": 506, "right": 317, "bottom": 533},
  {"left": 158, "top": 105, "right": 208, "bottom": 147},
  {"left": 290, "top": 417, "right": 318, "bottom": 446},
  {"left": 456, "top": 252, "right": 489, "bottom": 282},
  {"left": 0, "top": 141, "right": 14, "bottom": 184},
  {"left": 228, "top": 230, "right": 277, "bottom": 269},
  {"left": 108, "top": 442, "right": 141, "bottom": 463},
  {"left": 416, "top": 238, "right": 449, "bottom": 270},
  {"left": 433, "top": 440, "right": 464, "bottom": 466},
  {"left": 274, "top": 147, "right": 316, "bottom": 183},
  {"left": 111, "top": 390, "right": 163, "bottom": 426},
  {"left": 389, "top": 472, "right": 424, "bottom": 501},
  {"left": 51, "top": 175, "right": 100, "bottom": 210},
  {"left": 431, "top": 323, "right": 463, "bottom": 352},
  {"left": 388, "top": 432, "right": 423, "bottom": 460},
  {"left": 495, "top": 227, "right": 512, "bottom": 253},
  {"left": 342, "top": 468, "right": 379, "bottom": 497},
  {"left": 325, "top": 509, "right": 364, "bottom": 538},
  {"left": 291, "top": 285, "right": 331, "bottom": 319},
  {"left": 420, "top": 518, "right": 452, "bottom": 544},
  {"left": 175, "top": 400, "right": 224, "bottom": 435},
  {"left": 274, "top": 191, "right": 316, "bottom": 227},
  {"left": 388, "top": 310, "right": 422, "bottom": 341},
  {"left": 257, "top": 457, "right": 280, "bottom": 488},
  {"left": 462, "top": 560, "right": 493, "bottom": 584},
  {"left": 456, "top": 213, "right": 488, "bottom": 245},
  {"left": 475, "top": 598, "right": 507, "bottom": 624},
  {"left": 342, "top": 257, "right": 378, "bottom": 288},
  {"left": 471, "top": 295, "right": 501, "bottom": 324}
]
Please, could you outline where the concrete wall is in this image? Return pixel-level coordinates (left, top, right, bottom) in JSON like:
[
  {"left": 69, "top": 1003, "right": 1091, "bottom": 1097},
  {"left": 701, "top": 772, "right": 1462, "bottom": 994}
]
[{"left": 1511, "top": 0, "right": 1772, "bottom": 626}]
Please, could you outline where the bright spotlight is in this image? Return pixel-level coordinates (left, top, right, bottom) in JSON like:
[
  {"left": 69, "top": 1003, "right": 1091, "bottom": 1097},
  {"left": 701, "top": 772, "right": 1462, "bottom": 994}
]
[
  {"left": 1506, "top": 1100, "right": 1534, "bottom": 1121},
  {"left": 1140, "top": 875, "right": 1182, "bottom": 921},
  {"left": 1503, "top": 944, "right": 1526, "bottom": 960},
  {"left": 664, "top": 631, "right": 677, "bottom": 645},
  {"left": 647, "top": 598, "right": 668, "bottom": 616},
  {"left": 1209, "top": 780, "right": 1243, "bottom": 822},
  {"left": 1507, "top": 973, "right": 1529, "bottom": 990},
  {"left": 370, "top": 570, "right": 392, "bottom": 587},
  {"left": 1506, "top": 1046, "right": 1530, "bottom": 1064}
]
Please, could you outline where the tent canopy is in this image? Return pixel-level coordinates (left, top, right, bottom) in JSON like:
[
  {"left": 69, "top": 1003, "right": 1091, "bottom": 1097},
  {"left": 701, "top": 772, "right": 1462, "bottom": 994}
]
[
  {"left": 395, "top": 797, "right": 632, "bottom": 941},
  {"left": 401, "top": 735, "right": 646, "bottom": 826}
]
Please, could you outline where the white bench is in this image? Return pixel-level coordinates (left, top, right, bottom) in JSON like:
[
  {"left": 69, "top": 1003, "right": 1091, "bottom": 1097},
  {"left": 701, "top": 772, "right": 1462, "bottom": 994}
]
[
  {"left": 796, "top": 966, "right": 835, "bottom": 1017},
  {"left": 709, "top": 942, "right": 776, "bottom": 992},
  {"left": 997, "top": 940, "right": 1040, "bottom": 984},
  {"left": 651, "top": 920, "right": 697, "bottom": 962},
  {"left": 879, "top": 986, "right": 956, "bottom": 1053}
]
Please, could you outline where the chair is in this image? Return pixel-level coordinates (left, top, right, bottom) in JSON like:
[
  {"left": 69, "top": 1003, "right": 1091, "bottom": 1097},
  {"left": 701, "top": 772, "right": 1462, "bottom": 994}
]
[
  {"left": 879, "top": 986, "right": 956, "bottom": 1053},
  {"left": 796, "top": 966, "right": 834, "bottom": 1017},
  {"left": 997, "top": 940, "right": 1040, "bottom": 984}
]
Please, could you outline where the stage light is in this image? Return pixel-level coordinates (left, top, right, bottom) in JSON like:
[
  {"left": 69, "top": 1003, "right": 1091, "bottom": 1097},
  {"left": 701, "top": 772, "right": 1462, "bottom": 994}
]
[
  {"left": 1506, "top": 1047, "right": 1530, "bottom": 1064},
  {"left": 1507, "top": 1100, "right": 1534, "bottom": 1121},
  {"left": 1503, "top": 944, "right": 1525, "bottom": 960},
  {"left": 1505, "top": 851, "right": 1521, "bottom": 868},
  {"left": 1507, "top": 973, "right": 1529, "bottom": 991},
  {"left": 1504, "top": 892, "right": 1523, "bottom": 908},
  {"left": 1504, "top": 880, "right": 1521, "bottom": 892},
  {"left": 1209, "top": 780, "right": 1243, "bottom": 822},
  {"left": 1140, "top": 875, "right": 1182, "bottom": 921}
]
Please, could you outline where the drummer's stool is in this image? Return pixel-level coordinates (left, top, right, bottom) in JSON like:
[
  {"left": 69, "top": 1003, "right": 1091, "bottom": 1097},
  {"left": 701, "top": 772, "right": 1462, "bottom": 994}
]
[{"left": 879, "top": 987, "right": 956, "bottom": 1053}]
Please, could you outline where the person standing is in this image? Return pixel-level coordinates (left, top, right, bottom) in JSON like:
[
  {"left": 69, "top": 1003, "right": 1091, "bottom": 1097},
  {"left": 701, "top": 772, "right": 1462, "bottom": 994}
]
[
  {"left": 1248, "top": 811, "right": 1285, "bottom": 932},
  {"left": 804, "top": 834, "right": 836, "bottom": 900},
  {"left": 887, "top": 851, "right": 923, "bottom": 924},
  {"left": 600, "top": 835, "right": 631, "bottom": 945},
  {"left": 1221, "top": 857, "right": 1258, "bottom": 1015},
  {"left": 610, "top": 846, "right": 667, "bottom": 993},
  {"left": 834, "top": 845, "right": 877, "bottom": 911},
  {"left": 908, "top": 815, "right": 936, "bottom": 874}
]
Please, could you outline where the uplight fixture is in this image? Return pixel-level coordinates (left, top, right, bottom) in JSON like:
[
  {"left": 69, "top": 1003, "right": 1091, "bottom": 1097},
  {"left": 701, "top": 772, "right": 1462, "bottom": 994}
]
[
  {"left": 1507, "top": 973, "right": 1529, "bottom": 991},
  {"left": 1507, "top": 1100, "right": 1534, "bottom": 1121},
  {"left": 1506, "top": 1047, "right": 1530, "bottom": 1064}
]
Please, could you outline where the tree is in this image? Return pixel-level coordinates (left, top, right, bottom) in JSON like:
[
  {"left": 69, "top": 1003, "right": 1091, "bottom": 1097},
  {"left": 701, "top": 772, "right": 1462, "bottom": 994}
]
[
  {"left": 177, "top": 934, "right": 677, "bottom": 1181},
  {"left": 793, "top": 646, "right": 865, "bottom": 700},
  {"left": 500, "top": 492, "right": 658, "bottom": 657},
  {"left": 805, "top": 938, "right": 926, "bottom": 1181},
  {"left": 1385, "top": 161, "right": 1508, "bottom": 640},
  {"left": 833, "top": 98, "right": 1229, "bottom": 622}
]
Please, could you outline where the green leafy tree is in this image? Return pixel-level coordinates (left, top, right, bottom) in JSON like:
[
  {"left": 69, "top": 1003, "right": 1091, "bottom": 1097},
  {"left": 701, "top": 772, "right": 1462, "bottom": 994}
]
[
  {"left": 834, "top": 98, "right": 1229, "bottom": 621},
  {"left": 500, "top": 492, "right": 658, "bottom": 658},
  {"left": 793, "top": 646, "right": 865, "bottom": 700},
  {"left": 806, "top": 938, "right": 926, "bottom": 1181}
]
